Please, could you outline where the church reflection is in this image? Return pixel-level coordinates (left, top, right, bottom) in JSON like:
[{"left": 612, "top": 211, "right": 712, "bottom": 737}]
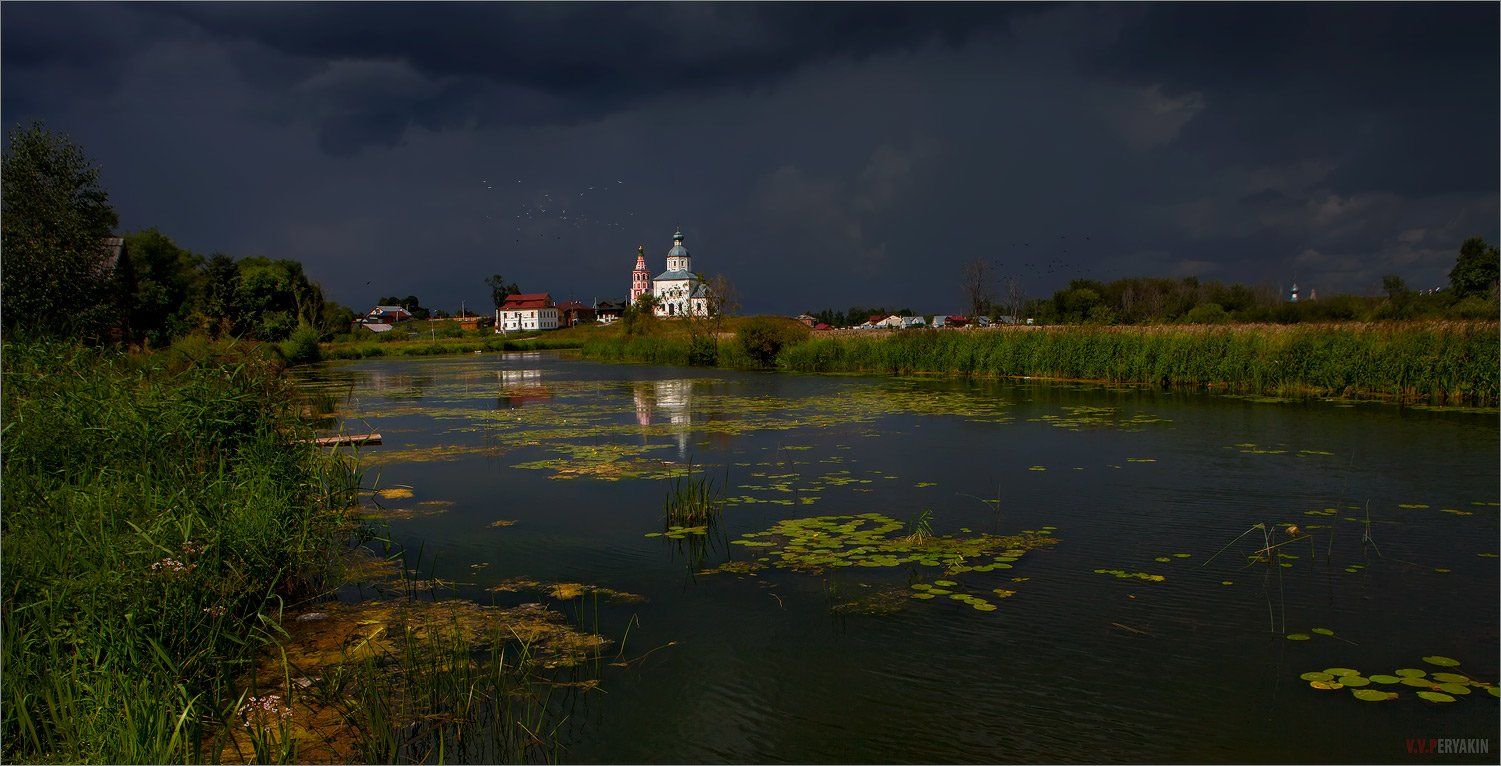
[{"left": 632, "top": 379, "right": 694, "bottom": 456}]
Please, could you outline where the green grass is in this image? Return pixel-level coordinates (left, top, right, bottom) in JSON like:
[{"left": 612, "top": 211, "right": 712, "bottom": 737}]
[
  {"left": 321, "top": 333, "right": 584, "bottom": 360},
  {"left": 1, "top": 339, "right": 360, "bottom": 762},
  {"left": 777, "top": 322, "right": 1500, "bottom": 406}
]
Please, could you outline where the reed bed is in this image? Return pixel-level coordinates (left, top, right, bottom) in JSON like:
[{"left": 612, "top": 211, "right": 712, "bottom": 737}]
[
  {"left": 777, "top": 322, "right": 1499, "bottom": 406},
  {"left": 1, "top": 340, "right": 360, "bottom": 763}
]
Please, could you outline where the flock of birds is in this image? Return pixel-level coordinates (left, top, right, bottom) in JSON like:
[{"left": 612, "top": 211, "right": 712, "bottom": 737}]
[
  {"left": 473, "top": 177, "right": 1095, "bottom": 287},
  {"left": 478, "top": 179, "right": 637, "bottom": 244}
]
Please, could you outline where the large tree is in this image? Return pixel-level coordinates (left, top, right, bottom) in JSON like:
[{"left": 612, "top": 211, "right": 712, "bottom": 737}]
[
  {"left": 1449, "top": 236, "right": 1499, "bottom": 299},
  {"left": 200, "top": 253, "right": 244, "bottom": 337},
  {"left": 485, "top": 274, "right": 519, "bottom": 308},
  {"left": 121, "top": 228, "right": 204, "bottom": 347},
  {"left": 1, "top": 123, "right": 120, "bottom": 339},
  {"left": 961, "top": 258, "right": 997, "bottom": 318}
]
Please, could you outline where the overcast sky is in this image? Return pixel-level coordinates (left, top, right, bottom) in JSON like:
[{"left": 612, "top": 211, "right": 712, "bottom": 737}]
[{"left": 4, "top": 2, "right": 1497, "bottom": 313}]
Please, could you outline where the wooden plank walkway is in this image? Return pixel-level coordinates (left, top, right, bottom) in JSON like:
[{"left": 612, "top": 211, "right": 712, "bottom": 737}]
[{"left": 309, "top": 433, "right": 382, "bottom": 447}]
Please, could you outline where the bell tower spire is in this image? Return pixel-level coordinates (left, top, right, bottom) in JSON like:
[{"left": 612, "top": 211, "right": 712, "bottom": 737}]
[{"left": 629, "top": 244, "right": 651, "bottom": 305}]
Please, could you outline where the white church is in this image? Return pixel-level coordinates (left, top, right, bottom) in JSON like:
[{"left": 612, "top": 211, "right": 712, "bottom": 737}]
[{"left": 630, "top": 229, "right": 712, "bottom": 317}]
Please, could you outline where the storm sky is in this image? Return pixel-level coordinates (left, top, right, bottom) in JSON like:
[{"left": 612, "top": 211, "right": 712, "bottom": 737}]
[{"left": 4, "top": 2, "right": 1497, "bottom": 313}]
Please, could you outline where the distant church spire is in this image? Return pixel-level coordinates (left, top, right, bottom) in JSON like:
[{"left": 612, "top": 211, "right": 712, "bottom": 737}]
[{"left": 629, "top": 244, "right": 651, "bottom": 305}]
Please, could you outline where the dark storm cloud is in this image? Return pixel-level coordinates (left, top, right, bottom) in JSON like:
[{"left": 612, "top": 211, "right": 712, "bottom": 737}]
[
  {"left": 2, "top": 2, "right": 1496, "bottom": 313},
  {"left": 1093, "top": 3, "right": 1499, "bottom": 195},
  {"left": 150, "top": 2, "right": 1034, "bottom": 152}
]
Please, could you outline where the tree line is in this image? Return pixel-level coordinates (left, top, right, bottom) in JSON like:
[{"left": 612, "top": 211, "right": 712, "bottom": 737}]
[
  {"left": 2, "top": 123, "right": 357, "bottom": 348},
  {"left": 1016, "top": 243, "right": 1497, "bottom": 325}
]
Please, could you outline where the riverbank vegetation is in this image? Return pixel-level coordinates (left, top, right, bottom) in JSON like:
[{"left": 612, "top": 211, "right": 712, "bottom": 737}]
[
  {"left": 1, "top": 340, "right": 360, "bottom": 762},
  {"left": 575, "top": 318, "right": 1498, "bottom": 407},
  {"left": 778, "top": 321, "right": 1499, "bottom": 406}
]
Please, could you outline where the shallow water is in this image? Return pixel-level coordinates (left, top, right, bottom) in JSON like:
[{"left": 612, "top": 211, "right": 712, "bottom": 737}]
[{"left": 294, "top": 351, "right": 1500, "bottom": 764}]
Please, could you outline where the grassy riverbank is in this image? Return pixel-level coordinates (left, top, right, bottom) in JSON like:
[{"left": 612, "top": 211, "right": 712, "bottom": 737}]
[
  {"left": 1, "top": 340, "right": 360, "bottom": 762},
  {"left": 576, "top": 320, "right": 1500, "bottom": 407},
  {"left": 320, "top": 331, "right": 584, "bottom": 360}
]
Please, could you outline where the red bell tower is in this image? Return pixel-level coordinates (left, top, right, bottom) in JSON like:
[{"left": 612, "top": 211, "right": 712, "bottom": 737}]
[{"left": 629, "top": 245, "right": 651, "bottom": 305}]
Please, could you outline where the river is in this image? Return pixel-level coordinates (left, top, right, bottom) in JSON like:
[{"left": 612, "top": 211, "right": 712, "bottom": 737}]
[{"left": 293, "top": 351, "right": 1499, "bottom": 763}]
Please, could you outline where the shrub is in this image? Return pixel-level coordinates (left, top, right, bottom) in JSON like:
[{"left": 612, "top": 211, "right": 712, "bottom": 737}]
[
  {"left": 278, "top": 323, "right": 323, "bottom": 365},
  {"left": 1184, "top": 303, "right": 1230, "bottom": 324},
  {"left": 737, "top": 317, "right": 809, "bottom": 367},
  {"left": 687, "top": 334, "right": 719, "bottom": 366}
]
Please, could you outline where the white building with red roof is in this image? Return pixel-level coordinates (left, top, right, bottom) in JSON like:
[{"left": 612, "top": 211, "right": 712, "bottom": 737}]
[{"left": 494, "top": 293, "right": 560, "bottom": 332}]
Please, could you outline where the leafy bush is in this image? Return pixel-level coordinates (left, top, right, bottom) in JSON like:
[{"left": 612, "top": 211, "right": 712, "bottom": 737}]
[
  {"left": 1184, "top": 302, "right": 1230, "bottom": 324},
  {"left": 278, "top": 323, "right": 323, "bottom": 365},
  {"left": 737, "top": 317, "right": 810, "bottom": 367},
  {"left": 687, "top": 334, "right": 719, "bottom": 366}
]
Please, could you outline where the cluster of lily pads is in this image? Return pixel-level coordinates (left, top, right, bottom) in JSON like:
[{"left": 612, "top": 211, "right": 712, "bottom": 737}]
[
  {"left": 1028, "top": 405, "right": 1169, "bottom": 431},
  {"left": 1301, "top": 657, "right": 1498, "bottom": 703},
  {"left": 727, "top": 513, "right": 1056, "bottom": 577},
  {"left": 907, "top": 580, "right": 1015, "bottom": 611},
  {"left": 1094, "top": 569, "right": 1166, "bottom": 582},
  {"left": 644, "top": 525, "right": 708, "bottom": 540}
]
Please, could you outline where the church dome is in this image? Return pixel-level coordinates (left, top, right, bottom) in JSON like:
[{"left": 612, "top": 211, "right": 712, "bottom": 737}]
[{"left": 668, "top": 230, "right": 688, "bottom": 258}]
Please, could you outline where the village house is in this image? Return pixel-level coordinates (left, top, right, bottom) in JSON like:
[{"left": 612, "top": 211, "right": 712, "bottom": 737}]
[
  {"left": 366, "top": 305, "right": 413, "bottom": 323},
  {"left": 454, "top": 314, "right": 488, "bottom": 331},
  {"left": 594, "top": 300, "right": 625, "bottom": 324},
  {"left": 556, "top": 300, "right": 596, "bottom": 328},
  {"left": 494, "top": 293, "right": 560, "bottom": 332},
  {"left": 796, "top": 313, "right": 818, "bottom": 327}
]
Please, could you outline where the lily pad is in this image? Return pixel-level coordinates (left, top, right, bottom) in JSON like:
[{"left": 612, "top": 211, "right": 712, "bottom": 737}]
[
  {"left": 1423, "top": 655, "right": 1461, "bottom": 667},
  {"left": 1395, "top": 668, "right": 1427, "bottom": 678},
  {"left": 1311, "top": 628, "right": 1335, "bottom": 636},
  {"left": 1309, "top": 680, "right": 1343, "bottom": 690},
  {"left": 1323, "top": 668, "right": 1359, "bottom": 677},
  {"left": 1340, "top": 676, "right": 1371, "bottom": 687},
  {"left": 1286, "top": 633, "right": 1311, "bottom": 641},
  {"left": 1489, "top": 687, "right": 1500, "bottom": 698},
  {"left": 1401, "top": 677, "right": 1434, "bottom": 688},
  {"left": 1431, "top": 672, "right": 1470, "bottom": 683},
  {"left": 1300, "top": 672, "right": 1334, "bottom": 682},
  {"left": 1416, "top": 691, "right": 1456, "bottom": 703},
  {"left": 1352, "top": 689, "right": 1396, "bottom": 702},
  {"left": 933, "top": 580, "right": 957, "bottom": 587},
  {"left": 1437, "top": 683, "right": 1472, "bottom": 695},
  {"left": 1369, "top": 675, "right": 1401, "bottom": 684}
]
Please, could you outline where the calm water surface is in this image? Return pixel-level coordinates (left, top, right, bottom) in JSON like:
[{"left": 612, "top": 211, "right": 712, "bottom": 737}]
[{"left": 294, "top": 351, "right": 1499, "bottom": 764}]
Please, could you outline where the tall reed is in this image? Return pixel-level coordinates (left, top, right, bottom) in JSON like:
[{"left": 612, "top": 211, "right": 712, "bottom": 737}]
[
  {"left": 776, "top": 322, "right": 1499, "bottom": 406},
  {"left": 1, "top": 339, "right": 359, "bottom": 763}
]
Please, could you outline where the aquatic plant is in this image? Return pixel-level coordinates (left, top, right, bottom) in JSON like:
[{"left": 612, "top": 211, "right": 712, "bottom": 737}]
[
  {"left": 1298, "top": 658, "right": 1499, "bottom": 704},
  {"left": 728, "top": 513, "right": 1057, "bottom": 609},
  {"left": 221, "top": 598, "right": 607, "bottom": 763},
  {"left": 663, "top": 463, "right": 727, "bottom": 528}
]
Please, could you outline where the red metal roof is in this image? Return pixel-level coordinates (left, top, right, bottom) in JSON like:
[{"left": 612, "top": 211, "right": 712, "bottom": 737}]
[{"left": 499, "top": 293, "right": 553, "bottom": 310}]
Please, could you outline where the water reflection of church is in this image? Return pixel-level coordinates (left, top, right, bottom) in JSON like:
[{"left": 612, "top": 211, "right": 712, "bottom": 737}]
[{"left": 633, "top": 379, "right": 693, "bottom": 456}]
